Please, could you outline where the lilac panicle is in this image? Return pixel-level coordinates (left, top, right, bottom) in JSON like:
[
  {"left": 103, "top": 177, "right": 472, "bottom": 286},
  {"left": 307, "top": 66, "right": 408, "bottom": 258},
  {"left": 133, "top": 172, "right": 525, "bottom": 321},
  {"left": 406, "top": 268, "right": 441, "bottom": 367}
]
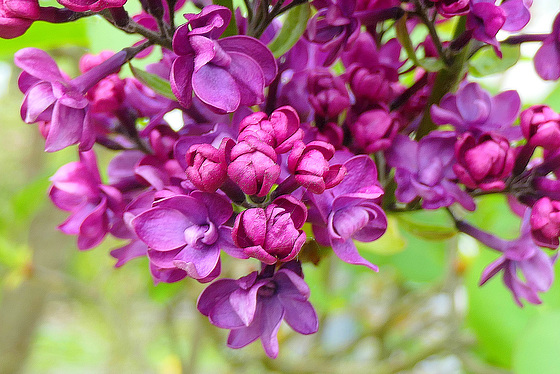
[
  {"left": 232, "top": 195, "right": 307, "bottom": 264},
  {"left": 170, "top": 5, "right": 277, "bottom": 113},
  {"left": 458, "top": 214, "right": 554, "bottom": 307},
  {"left": 132, "top": 191, "right": 246, "bottom": 282},
  {"left": 307, "top": 155, "right": 387, "bottom": 271},
  {"left": 386, "top": 133, "right": 475, "bottom": 211},
  {"left": 430, "top": 82, "right": 521, "bottom": 139},
  {"left": 453, "top": 132, "right": 515, "bottom": 191},
  {"left": 49, "top": 150, "right": 124, "bottom": 250},
  {"left": 197, "top": 263, "right": 318, "bottom": 358},
  {"left": 0, "top": 0, "right": 39, "bottom": 38},
  {"left": 15, "top": 48, "right": 128, "bottom": 152}
]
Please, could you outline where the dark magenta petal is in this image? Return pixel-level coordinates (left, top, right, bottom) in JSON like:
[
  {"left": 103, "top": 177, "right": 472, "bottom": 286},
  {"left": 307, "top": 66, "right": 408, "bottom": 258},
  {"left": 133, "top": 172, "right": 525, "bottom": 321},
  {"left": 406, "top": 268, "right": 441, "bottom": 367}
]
[
  {"left": 192, "top": 63, "right": 240, "bottom": 113},
  {"left": 170, "top": 56, "right": 195, "bottom": 108},
  {"left": 133, "top": 207, "right": 191, "bottom": 250},
  {"left": 226, "top": 52, "right": 265, "bottom": 107}
]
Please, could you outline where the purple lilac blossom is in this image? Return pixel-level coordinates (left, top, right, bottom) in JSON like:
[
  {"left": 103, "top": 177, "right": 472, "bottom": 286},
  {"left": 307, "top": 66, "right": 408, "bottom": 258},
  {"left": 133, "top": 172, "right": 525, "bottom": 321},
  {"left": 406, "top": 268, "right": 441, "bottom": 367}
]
[
  {"left": 170, "top": 5, "right": 277, "bottom": 113},
  {"left": 453, "top": 132, "right": 515, "bottom": 191},
  {"left": 132, "top": 191, "right": 246, "bottom": 282},
  {"left": 185, "top": 137, "right": 233, "bottom": 192},
  {"left": 0, "top": 0, "right": 39, "bottom": 38},
  {"left": 15, "top": 48, "right": 128, "bottom": 151},
  {"left": 520, "top": 105, "right": 560, "bottom": 150},
  {"left": 50, "top": 150, "right": 124, "bottom": 250},
  {"left": 430, "top": 82, "right": 521, "bottom": 139},
  {"left": 287, "top": 141, "right": 347, "bottom": 194},
  {"left": 534, "top": 13, "right": 560, "bottom": 81},
  {"left": 197, "top": 263, "right": 318, "bottom": 358},
  {"left": 307, "top": 155, "right": 387, "bottom": 271},
  {"left": 429, "top": 0, "right": 469, "bottom": 18},
  {"left": 56, "top": 0, "right": 126, "bottom": 12},
  {"left": 458, "top": 213, "right": 554, "bottom": 307},
  {"left": 530, "top": 197, "right": 560, "bottom": 249},
  {"left": 232, "top": 196, "right": 307, "bottom": 264},
  {"left": 306, "top": 69, "right": 351, "bottom": 119},
  {"left": 386, "top": 133, "right": 476, "bottom": 210},
  {"left": 349, "top": 108, "right": 400, "bottom": 153}
]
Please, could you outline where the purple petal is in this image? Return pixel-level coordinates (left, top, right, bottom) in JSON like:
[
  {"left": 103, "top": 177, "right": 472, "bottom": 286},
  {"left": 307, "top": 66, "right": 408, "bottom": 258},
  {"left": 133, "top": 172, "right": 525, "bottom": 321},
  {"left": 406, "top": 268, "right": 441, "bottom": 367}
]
[
  {"left": 45, "top": 102, "right": 84, "bottom": 152},
  {"left": 331, "top": 238, "right": 379, "bottom": 271},
  {"left": 279, "top": 297, "right": 318, "bottom": 335},
  {"left": 227, "top": 52, "right": 265, "bottom": 107},
  {"left": 14, "top": 48, "right": 63, "bottom": 83},
  {"left": 534, "top": 41, "right": 560, "bottom": 81},
  {"left": 172, "top": 244, "right": 220, "bottom": 279},
  {"left": 133, "top": 207, "right": 190, "bottom": 250},
  {"left": 197, "top": 278, "right": 239, "bottom": 316},
  {"left": 192, "top": 63, "right": 240, "bottom": 112},
  {"left": 110, "top": 240, "right": 148, "bottom": 267},
  {"left": 170, "top": 56, "right": 194, "bottom": 108},
  {"left": 22, "top": 82, "right": 55, "bottom": 123}
]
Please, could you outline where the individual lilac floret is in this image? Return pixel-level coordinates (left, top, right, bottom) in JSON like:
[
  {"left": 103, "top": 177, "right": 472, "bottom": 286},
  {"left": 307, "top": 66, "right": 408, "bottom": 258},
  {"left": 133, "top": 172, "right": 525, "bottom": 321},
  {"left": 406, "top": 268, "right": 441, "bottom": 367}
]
[
  {"left": 56, "top": 0, "right": 126, "bottom": 12},
  {"left": 430, "top": 82, "right": 521, "bottom": 139},
  {"left": 307, "top": 155, "right": 387, "bottom": 271},
  {"left": 197, "top": 262, "right": 318, "bottom": 358},
  {"left": 429, "top": 0, "right": 469, "bottom": 17},
  {"left": 186, "top": 138, "right": 233, "bottom": 192},
  {"left": 170, "top": 5, "right": 277, "bottom": 113},
  {"left": 520, "top": 105, "right": 560, "bottom": 150},
  {"left": 0, "top": 0, "right": 39, "bottom": 38},
  {"left": 453, "top": 132, "right": 515, "bottom": 191},
  {"left": 530, "top": 197, "right": 560, "bottom": 249},
  {"left": 15, "top": 48, "right": 128, "bottom": 152},
  {"left": 49, "top": 150, "right": 124, "bottom": 250},
  {"left": 466, "top": 0, "right": 531, "bottom": 56},
  {"left": 232, "top": 195, "right": 307, "bottom": 264},
  {"left": 386, "top": 133, "right": 475, "bottom": 210},
  {"left": 227, "top": 137, "right": 281, "bottom": 197},
  {"left": 349, "top": 108, "right": 400, "bottom": 153},
  {"left": 306, "top": 0, "right": 360, "bottom": 66},
  {"left": 307, "top": 69, "right": 351, "bottom": 119},
  {"left": 534, "top": 13, "right": 560, "bottom": 80},
  {"left": 288, "top": 141, "right": 347, "bottom": 194},
  {"left": 458, "top": 214, "right": 555, "bottom": 307},
  {"left": 238, "top": 106, "right": 303, "bottom": 154},
  {"left": 132, "top": 191, "right": 246, "bottom": 282}
]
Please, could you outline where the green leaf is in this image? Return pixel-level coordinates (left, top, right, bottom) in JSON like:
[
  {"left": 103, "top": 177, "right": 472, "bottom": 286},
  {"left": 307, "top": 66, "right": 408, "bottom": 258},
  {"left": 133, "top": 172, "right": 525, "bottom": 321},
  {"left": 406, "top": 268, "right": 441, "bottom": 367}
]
[
  {"left": 395, "top": 210, "right": 457, "bottom": 241},
  {"left": 268, "top": 3, "right": 311, "bottom": 59},
  {"left": 469, "top": 44, "right": 520, "bottom": 77},
  {"left": 214, "top": 0, "right": 238, "bottom": 37},
  {"left": 513, "top": 312, "right": 560, "bottom": 374},
  {"left": 129, "top": 64, "right": 176, "bottom": 100}
]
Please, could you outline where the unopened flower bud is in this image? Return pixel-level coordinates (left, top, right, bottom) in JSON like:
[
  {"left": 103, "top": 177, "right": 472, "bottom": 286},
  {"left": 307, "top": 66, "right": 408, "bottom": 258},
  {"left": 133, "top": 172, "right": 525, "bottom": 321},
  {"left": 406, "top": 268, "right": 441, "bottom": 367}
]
[{"left": 520, "top": 105, "right": 560, "bottom": 150}]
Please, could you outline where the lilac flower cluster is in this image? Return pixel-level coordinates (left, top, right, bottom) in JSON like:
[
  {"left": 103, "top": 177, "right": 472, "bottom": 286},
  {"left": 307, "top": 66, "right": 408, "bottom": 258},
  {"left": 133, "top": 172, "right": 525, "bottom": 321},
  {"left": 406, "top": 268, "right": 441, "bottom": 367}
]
[{"left": 8, "top": 0, "right": 560, "bottom": 357}]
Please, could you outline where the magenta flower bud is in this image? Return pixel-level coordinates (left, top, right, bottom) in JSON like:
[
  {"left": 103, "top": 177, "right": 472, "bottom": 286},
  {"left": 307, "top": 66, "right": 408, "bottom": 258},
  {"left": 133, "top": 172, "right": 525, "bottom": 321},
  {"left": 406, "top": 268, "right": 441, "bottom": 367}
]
[
  {"left": 232, "top": 196, "right": 307, "bottom": 264},
  {"left": 56, "top": 0, "right": 126, "bottom": 12},
  {"left": 227, "top": 137, "right": 280, "bottom": 197},
  {"left": 350, "top": 108, "right": 399, "bottom": 153},
  {"left": 288, "top": 141, "right": 347, "bottom": 194},
  {"left": 186, "top": 138, "right": 233, "bottom": 192},
  {"left": 453, "top": 132, "right": 515, "bottom": 191},
  {"left": 520, "top": 105, "right": 560, "bottom": 150},
  {"left": 0, "top": 0, "right": 39, "bottom": 39},
  {"left": 307, "top": 69, "right": 350, "bottom": 119},
  {"left": 346, "top": 65, "right": 393, "bottom": 104},
  {"left": 530, "top": 197, "right": 560, "bottom": 249},
  {"left": 238, "top": 106, "right": 303, "bottom": 154},
  {"left": 429, "top": 0, "right": 469, "bottom": 17}
]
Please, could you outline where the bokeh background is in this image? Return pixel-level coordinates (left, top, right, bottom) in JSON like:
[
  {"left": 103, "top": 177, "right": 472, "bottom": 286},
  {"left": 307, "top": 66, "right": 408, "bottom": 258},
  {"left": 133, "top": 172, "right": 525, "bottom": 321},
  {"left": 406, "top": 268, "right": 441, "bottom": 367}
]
[{"left": 2, "top": 2, "right": 560, "bottom": 373}]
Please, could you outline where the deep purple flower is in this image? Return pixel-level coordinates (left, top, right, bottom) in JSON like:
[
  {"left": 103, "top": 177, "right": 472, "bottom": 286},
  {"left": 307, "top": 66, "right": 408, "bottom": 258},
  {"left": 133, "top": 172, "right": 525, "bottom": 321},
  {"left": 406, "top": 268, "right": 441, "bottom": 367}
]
[
  {"left": 306, "top": 0, "right": 360, "bottom": 66},
  {"left": 56, "top": 0, "right": 126, "bottom": 12},
  {"left": 458, "top": 214, "right": 554, "bottom": 306},
  {"left": 15, "top": 48, "right": 128, "bottom": 151},
  {"left": 345, "top": 65, "right": 394, "bottom": 105},
  {"left": 287, "top": 141, "right": 346, "bottom": 194},
  {"left": 170, "top": 5, "right": 277, "bottom": 113},
  {"left": 530, "top": 197, "right": 560, "bottom": 249},
  {"left": 430, "top": 82, "right": 521, "bottom": 139},
  {"left": 520, "top": 105, "right": 560, "bottom": 150},
  {"left": 307, "top": 69, "right": 350, "bottom": 119},
  {"left": 349, "top": 108, "right": 399, "bottom": 153},
  {"left": 386, "top": 133, "right": 475, "bottom": 210},
  {"left": 186, "top": 137, "right": 233, "bottom": 192},
  {"left": 227, "top": 136, "right": 281, "bottom": 197},
  {"left": 197, "top": 263, "right": 318, "bottom": 358},
  {"left": 132, "top": 191, "right": 245, "bottom": 282},
  {"left": 232, "top": 196, "right": 307, "bottom": 264},
  {"left": 307, "top": 155, "right": 387, "bottom": 270},
  {"left": 238, "top": 106, "right": 303, "bottom": 154},
  {"left": 534, "top": 13, "right": 560, "bottom": 81},
  {"left": 49, "top": 150, "right": 124, "bottom": 250},
  {"left": 0, "top": 0, "right": 39, "bottom": 38},
  {"left": 453, "top": 132, "right": 515, "bottom": 191}
]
